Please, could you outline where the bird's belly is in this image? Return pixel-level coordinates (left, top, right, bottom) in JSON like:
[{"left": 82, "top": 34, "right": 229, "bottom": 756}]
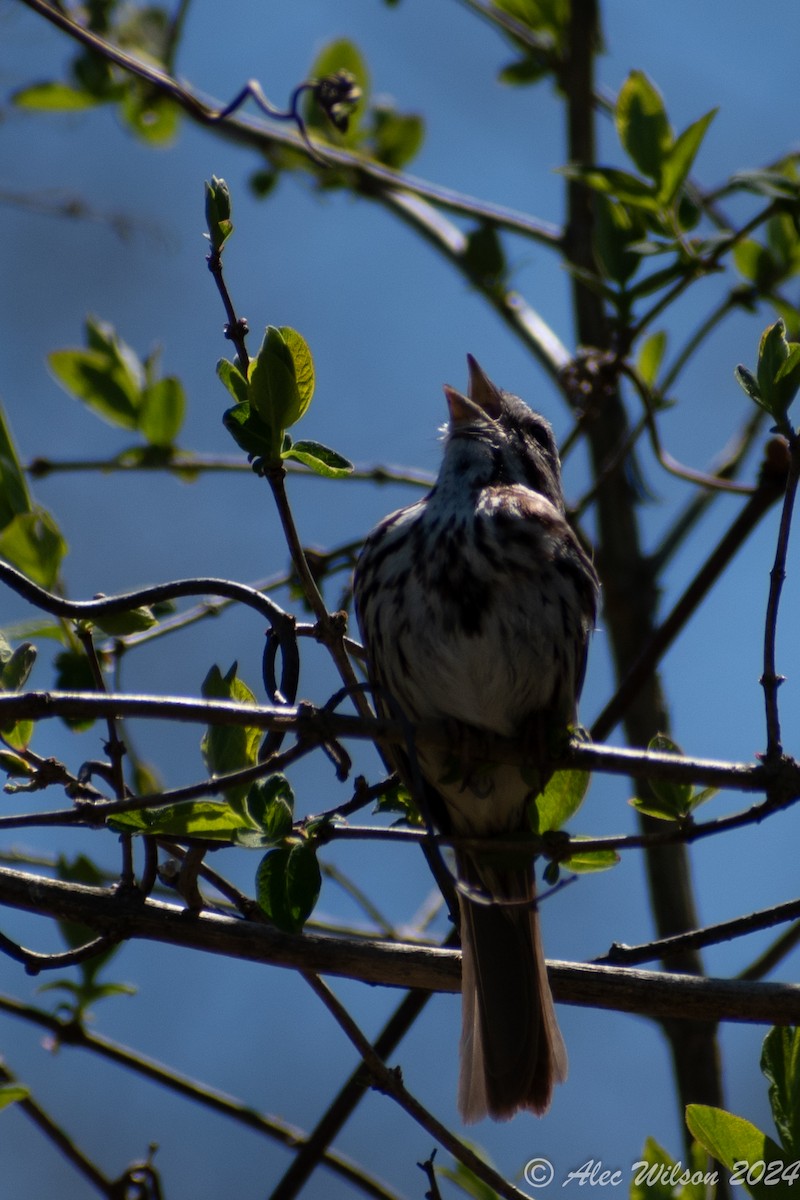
[{"left": 395, "top": 591, "right": 566, "bottom": 734}]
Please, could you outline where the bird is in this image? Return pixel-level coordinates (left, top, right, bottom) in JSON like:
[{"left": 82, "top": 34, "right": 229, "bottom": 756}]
[{"left": 353, "top": 355, "right": 598, "bottom": 1122}]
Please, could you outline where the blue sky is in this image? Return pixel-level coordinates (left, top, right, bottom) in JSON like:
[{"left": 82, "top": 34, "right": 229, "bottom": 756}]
[{"left": 1, "top": 2, "right": 800, "bottom": 1197}]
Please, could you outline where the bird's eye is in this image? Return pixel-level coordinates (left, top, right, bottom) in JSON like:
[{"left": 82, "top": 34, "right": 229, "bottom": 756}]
[{"left": 523, "top": 418, "right": 555, "bottom": 453}]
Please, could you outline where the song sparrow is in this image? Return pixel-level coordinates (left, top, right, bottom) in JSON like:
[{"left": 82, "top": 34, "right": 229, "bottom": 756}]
[{"left": 353, "top": 356, "right": 598, "bottom": 1122}]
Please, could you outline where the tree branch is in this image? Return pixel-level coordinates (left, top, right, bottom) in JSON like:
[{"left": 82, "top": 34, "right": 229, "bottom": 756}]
[
  {"left": 0, "top": 866, "right": 798, "bottom": 1025},
  {"left": 0, "top": 994, "right": 402, "bottom": 1200},
  {"left": 15, "top": 0, "right": 561, "bottom": 247}
]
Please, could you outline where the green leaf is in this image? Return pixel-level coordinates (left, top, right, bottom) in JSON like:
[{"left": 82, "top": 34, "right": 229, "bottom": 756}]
[
  {"left": 54, "top": 649, "right": 97, "bottom": 731},
  {"left": 615, "top": 71, "right": 672, "bottom": 182},
  {"left": 71, "top": 50, "right": 119, "bottom": 102},
  {"left": 559, "top": 165, "right": 659, "bottom": 210},
  {"left": 648, "top": 733, "right": 693, "bottom": 815},
  {"left": 205, "top": 176, "right": 233, "bottom": 252},
  {"left": 439, "top": 1155, "right": 501, "bottom": 1200},
  {"left": 256, "top": 841, "right": 321, "bottom": 932},
  {"left": 110, "top": 798, "right": 254, "bottom": 840},
  {"left": 735, "top": 364, "right": 764, "bottom": 408},
  {"left": 0, "top": 750, "right": 35, "bottom": 777},
  {"left": 48, "top": 349, "right": 138, "bottom": 429},
  {"left": 0, "top": 510, "right": 66, "bottom": 589},
  {"left": 761, "top": 1026, "right": 800, "bottom": 1158},
  {"left": 686, "top": 1105, "right": 785, "bottom": 1200},
  {"left": 247, "top": 327, "right": 301, "bottom": 439},
  {"left": 637, "top": 331, "right": 668, "bottom": 386},
  {"left": 498, "top": 56, "right": 550, "bottom": 87},
  {"left": 493, "top": 0, "right": 570, "bottom": 46},
  {"left": 120, "top": 86, "right": 180, "bottom": 146},
  {"left": 592, "top": 194, "right": 643, "bottom": 285},
  {"left": 730, "top": 170, "right": 800, "bottom": 201},
  {"left": 91, "top": 606, "right": 158, "bottom": 636},
  {"left": 372, "top": 779, "right": 423, "bottom": 826},
  {"left": 278, "top": 327, "right": 315, "bottom": 417},
  {"left": 560, "top": 841, "right": 619, "bottom": 873},
  {"left": 223, "top": 402, "right": 278, "bottom": 460},
  {"left": 370, "top": 105, "right": 425, "bottom": 169},
  {"left": 12, "top": 81, "right": 100, "bottom": 110},
  {"left": 626, "top": 259, "right": 692, "bottom": 301},
  {"left": 200, "top": 663, "right": 260, "bottom": 805},
  {"left": 630, "top": 1137, "right": 711, "bottom": 1200},
  {"left": 54, "top": 854, "right": 125, "bottom": 984},
  {"left": 0, "top": 1084, "right": 30, "bottom": 1111},
  {"left": 463, "top": 222, "right": 508, "bottom": 289},
  {"left": 755, "top": 319, "right": 800, "bottom": 421},
  {"left": 767, "top": 212, "right": 800, "bottom": 277},
  {"left": 657, "top": 109, "right": 717, "bottom": 206},
  {"left": 245, "top": 774, "right": 295, "bottom": 841},
  {"left": 217, "top": 358, "right": 248, "bottom": 405},
  {"left": 0, "top": 641, "right": 36, "bottom": 692},
  {"left": 0, "top": 404, "right": 33, "bottom": 528},
  {"left": 630, "top": 1136, "right": 677, "bottom": 1200},
  {"left": 49, "top": 317, "right": 145, "bottom": 430},
  {"left": 139, "top": 377, "right": 185, "bottom": 446},
  {"left": 0, "top": 640, "right": 36, "bottom": 748},
  {"left": 533, "top": 765, "right": 591, "bottom": 833},
  {"left": 757, "top": 320, "right": 789, "bottom": 406},
  {"left": 283, "top": 440, "right": 354, "bottom": 478},
  {"left": 733, "top": 240, "right": 780, "bottom": 290}
]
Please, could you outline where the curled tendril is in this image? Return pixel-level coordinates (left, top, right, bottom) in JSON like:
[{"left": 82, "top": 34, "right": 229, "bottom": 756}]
[
  {"left": 0, "top": 559, "right": 300, "bottom": 752},
  {"left": 212, "top": 70, "right": 362, "bottom": 166}
]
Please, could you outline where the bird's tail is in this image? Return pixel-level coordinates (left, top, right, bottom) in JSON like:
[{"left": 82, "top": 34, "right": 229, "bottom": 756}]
[{"left": 456, "top": 851, "right": 567, "bottom": 1122}]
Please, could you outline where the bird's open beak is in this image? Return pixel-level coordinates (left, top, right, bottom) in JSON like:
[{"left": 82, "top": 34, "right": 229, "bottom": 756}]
[{"left": 444, "top": 354, "right": 503, "bottom": 427}]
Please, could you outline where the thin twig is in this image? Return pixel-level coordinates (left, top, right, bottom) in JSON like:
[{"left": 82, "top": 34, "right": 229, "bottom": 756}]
[
  {"left": 271, "top": 936, "right": 457, "bottom": 1200},
  {"left": 597, "top": 895, "right": 800, "bottom": 968},
  {"left": 0, "top": 928, "right": 119, "bottom": 975},
  {"left": 591, "top": 443, "right": 788, "bottom": 742},
  {"left": 0, "top": 1060, "right": 115, "bottom": 1196},
  {"left": 760, "top": 429, "right": 800, "bottom": 761},
  {"left": 619, "top": 360, "right": 756, "bottom": 495},
  {"left": 649, "top": 407, "right": 767, "bottom": 575},
  {"left": 0, "top": 559, "right": 299, "bottom": 715},
  {"left": 302, "top": 973, "right": 531, "bottom": 1200},
  {"left": 0, "top": 996, "right": 401, "bottom": 1200},
  {"left": 15, "top": 0, "right": 562, "bottom": 247},
  {"left": 628, "top": 202, "right": 780, "bottom": 345},
  {"left": 26, "top": 452, "right": 433, "bottom": 489}
]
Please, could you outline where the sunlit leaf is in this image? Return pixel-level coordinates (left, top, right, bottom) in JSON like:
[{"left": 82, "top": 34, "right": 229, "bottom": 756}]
[
  {"left": 0, "top": 1084, "right": 30, "bottom": 1111},
  {"left": 91, "top": 607, "right": 158, "bottom": 637},
  {"left": 534, "top": 766, "right": 591, "bottom": 833},
  {"left": 12, "top": 81, "right": 100, "bottom": 110},
  {"left": 245, "top": 774, "right": 295, "bottom": 841},
  {"left": 686, "top": 1106, "right": 783, "bottom": 1200},
  {"left": 616, "top": 71, "right": 672, "bottom": 182},
  {"left": 283, "top": 440, "right": 353, "bottom": 477},
  {"left": 658, "top": 109, "right": 717, "bottom": 206},
  {"left": 110, "top": 799, "right": 253, "bottom": 840},
  {"left": 0, "top": 511, "right": 66, "bottom": 589},
  {"left": 637, "top": 331, "right": 667, "bottom": 386},
  {"left": 217, "top": 358, "right": 248, "bottom": 405},
  {"left": 139, "top": 377, "right": 186, "bottom": 446}
]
